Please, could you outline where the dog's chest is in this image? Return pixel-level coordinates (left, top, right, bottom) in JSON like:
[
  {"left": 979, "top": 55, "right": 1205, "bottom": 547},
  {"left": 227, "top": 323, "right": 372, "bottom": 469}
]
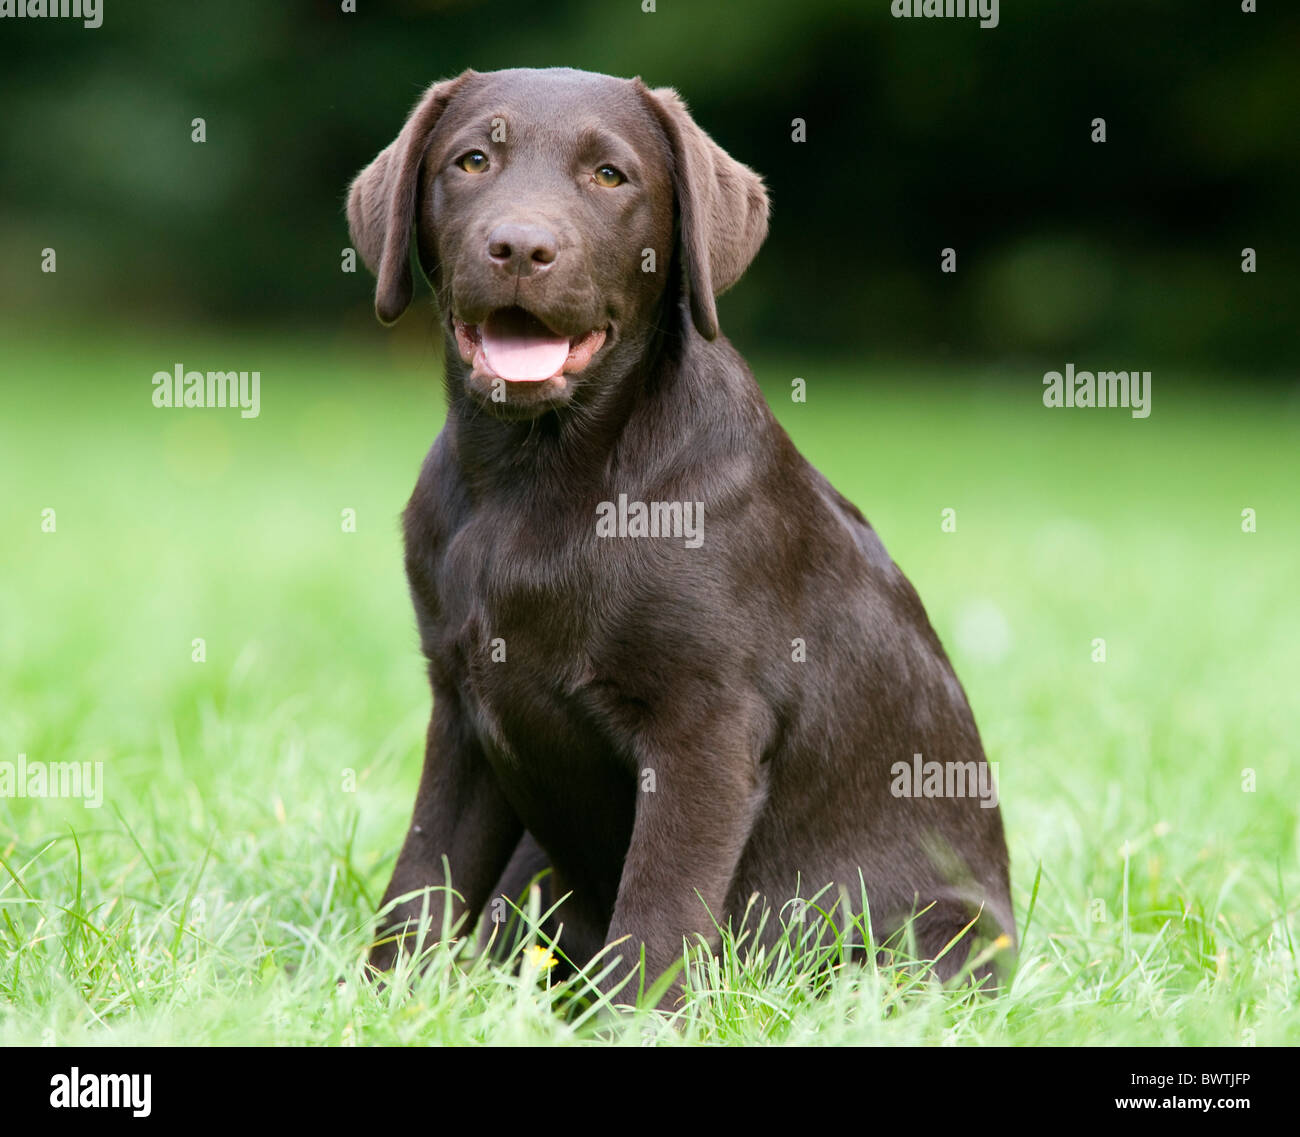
[{"left": 432, "top": 513, "right": 626, "bottom": 774}]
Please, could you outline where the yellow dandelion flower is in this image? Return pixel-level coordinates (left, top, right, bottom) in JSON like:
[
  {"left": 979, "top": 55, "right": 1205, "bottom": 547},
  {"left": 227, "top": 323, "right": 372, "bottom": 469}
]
[{"left": 525, "top": 945, "right": 558, "bottom": 970}]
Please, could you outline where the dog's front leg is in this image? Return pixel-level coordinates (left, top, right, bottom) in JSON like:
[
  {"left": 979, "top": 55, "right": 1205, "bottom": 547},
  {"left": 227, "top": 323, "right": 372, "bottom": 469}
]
[
  {"left": 602, "top": 724, "right": 763, "bottom": 1008},
  {"left": 369, "top": 684, "right": 522, "bottom": 972}
]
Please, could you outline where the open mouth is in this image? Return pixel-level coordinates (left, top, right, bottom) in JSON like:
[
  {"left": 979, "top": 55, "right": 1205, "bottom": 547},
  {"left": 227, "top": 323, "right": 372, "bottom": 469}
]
[{"left": 453, "top": 307, "right": 607, "bottom": 383}]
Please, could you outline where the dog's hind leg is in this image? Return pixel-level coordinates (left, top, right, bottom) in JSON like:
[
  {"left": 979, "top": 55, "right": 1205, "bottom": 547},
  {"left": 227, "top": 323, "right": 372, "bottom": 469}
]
[
  {"left": 902, "top": 895, "right": 1017, "bottom": 991},
  {"left": 479, "top": 831, "right": 554, "bottom": 962}
]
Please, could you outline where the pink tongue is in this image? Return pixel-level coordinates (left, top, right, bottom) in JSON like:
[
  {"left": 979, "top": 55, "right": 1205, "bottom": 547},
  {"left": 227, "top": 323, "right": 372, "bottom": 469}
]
[{"left": 481, "top": 312, "right": 571, "bottom": 382}]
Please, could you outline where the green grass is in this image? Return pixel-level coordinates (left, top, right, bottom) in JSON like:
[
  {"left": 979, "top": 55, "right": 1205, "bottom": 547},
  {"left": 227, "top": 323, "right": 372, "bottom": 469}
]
[{"left": 1, "top": 319, "right": 1297, "bottom": 1045}]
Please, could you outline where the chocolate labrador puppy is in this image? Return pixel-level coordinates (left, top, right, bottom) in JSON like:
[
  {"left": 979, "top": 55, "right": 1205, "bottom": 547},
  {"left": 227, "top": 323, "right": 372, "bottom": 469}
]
[{"left": 348, "top": 67, "right": 1014, "bottom": 1002}]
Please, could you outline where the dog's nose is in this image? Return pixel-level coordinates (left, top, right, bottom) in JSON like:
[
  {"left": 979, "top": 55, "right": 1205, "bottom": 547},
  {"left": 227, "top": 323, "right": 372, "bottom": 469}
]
[{"left": 486, "top": 223, "right": 558, "bottom": 276}]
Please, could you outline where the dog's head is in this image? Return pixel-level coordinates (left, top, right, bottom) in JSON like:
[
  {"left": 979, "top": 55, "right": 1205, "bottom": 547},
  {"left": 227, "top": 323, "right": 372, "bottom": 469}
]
[{"left": 347, "top": 67, "right": 769, "bottom": 418}]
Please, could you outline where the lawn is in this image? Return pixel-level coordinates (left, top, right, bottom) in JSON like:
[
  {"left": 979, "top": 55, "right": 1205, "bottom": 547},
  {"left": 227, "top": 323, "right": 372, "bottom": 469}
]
[{"left": 2, "top": 319, "right": 1297, "bottom": 1045}]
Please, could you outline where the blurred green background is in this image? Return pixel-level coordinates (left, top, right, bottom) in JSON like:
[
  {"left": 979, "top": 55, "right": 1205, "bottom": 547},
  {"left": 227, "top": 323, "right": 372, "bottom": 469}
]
[
  {"left": 2, "top": 0, "right": 1299, "bottom": 1045},
  {"left": 1, "top": 0, "right": 1297, "bottom": 370}
]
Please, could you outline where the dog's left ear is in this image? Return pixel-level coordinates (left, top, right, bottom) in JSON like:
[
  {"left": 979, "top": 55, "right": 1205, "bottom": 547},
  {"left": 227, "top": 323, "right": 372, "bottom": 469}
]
[
  {"left": 347, "top": 72, "right": 473, "bottom": 325},
  {"left": 639, "top": 84, "right": 770, "bottom": 341}
]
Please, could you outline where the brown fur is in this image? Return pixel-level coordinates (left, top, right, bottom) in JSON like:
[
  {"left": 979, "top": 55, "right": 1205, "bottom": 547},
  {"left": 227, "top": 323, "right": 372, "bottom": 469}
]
[{"left": 348, "top": 67, "right": 1014, "bottom": 1005}]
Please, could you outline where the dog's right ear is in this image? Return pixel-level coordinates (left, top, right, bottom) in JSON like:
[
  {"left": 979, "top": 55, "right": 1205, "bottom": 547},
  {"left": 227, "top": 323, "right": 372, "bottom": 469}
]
[
  {"left": 637, "top": 83, "right": 770, "bottom": 342},
  {"left": 347, "top": 73, "right": 472, "bottom": 325}
]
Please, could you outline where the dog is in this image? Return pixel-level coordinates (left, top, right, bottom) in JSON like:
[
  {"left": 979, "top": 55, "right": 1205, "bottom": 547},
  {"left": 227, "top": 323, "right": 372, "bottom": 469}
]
[{"left": 347, "top": 66, "right": 1014, "bottom": 1003}]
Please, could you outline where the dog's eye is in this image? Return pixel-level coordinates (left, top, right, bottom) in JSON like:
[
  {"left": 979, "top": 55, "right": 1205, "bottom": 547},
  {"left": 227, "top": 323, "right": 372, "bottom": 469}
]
[
  {"left": 593, "top": 164, "right": 625, "bottom": 188},
  {"left": 457, "top": 151, "right": 490, "bottom": 174}
]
